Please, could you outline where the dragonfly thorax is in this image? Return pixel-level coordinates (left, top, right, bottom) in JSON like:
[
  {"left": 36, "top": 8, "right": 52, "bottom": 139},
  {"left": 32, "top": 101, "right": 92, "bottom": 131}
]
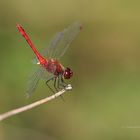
[
  {"left": 44, "top": 60, "right": 73, "bottom": 79},
  {"left": 44, "top": 59, "right": 64, "bottom": 76}
]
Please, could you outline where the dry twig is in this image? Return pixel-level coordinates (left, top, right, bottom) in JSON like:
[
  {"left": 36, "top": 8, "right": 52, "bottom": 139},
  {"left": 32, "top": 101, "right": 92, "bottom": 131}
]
[{"left": 0, "top": 84, "right": 72, "bottom": 121}]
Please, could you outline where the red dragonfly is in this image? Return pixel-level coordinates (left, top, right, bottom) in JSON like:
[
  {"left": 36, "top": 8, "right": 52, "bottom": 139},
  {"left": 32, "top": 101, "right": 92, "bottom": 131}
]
[{"left": 17, "top": 22, "right": 82, "bottom": 97}]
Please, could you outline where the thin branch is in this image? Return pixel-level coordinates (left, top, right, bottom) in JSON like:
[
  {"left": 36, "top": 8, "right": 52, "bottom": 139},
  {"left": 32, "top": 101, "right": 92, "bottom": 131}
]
[{"left": 0, "top": 84, "right": 72, "bottom": 122}]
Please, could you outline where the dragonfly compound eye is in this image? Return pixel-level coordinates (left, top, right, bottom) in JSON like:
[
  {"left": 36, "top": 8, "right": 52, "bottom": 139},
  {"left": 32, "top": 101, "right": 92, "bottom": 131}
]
[{"left": 63, "top": 67, "right": 73, "bottom": 79}]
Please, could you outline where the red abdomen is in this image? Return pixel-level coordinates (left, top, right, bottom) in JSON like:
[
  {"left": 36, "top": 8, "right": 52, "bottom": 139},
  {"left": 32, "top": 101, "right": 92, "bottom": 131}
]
[{"left": 44, "top": 59, "right": 64, "bottom": 76}]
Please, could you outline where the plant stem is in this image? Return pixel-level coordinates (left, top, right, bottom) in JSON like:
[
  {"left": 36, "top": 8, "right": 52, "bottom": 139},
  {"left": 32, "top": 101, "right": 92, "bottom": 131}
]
[{"left": 0, "top": 84, "right": 72, "bottom": 121}]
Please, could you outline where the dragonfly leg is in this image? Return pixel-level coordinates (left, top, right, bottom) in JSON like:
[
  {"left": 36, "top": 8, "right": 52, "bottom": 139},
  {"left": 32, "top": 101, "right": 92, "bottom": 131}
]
[
  {"left": 60, "top": 75, "right": 67, "bottom": 88},
  {"left": 56, "top": 75, "right": 65, "bottom": 101},
  {"left": 56, "top": 75, "right": 68, "bottom": 91},
  {"left": 56, "top": 75, "right": 66, "bottom": 89},
  {"left": 46, "top": 77, "right": 56, "bottom": 94},
  {"left": 46, "top": 76, "right": 65, "bottom": 101},
  {"left": 54, "top": 77, "right": 59, "bottom": 92},
  {"left": 57, "top": 75, "right": 63, "bottom": 89}
]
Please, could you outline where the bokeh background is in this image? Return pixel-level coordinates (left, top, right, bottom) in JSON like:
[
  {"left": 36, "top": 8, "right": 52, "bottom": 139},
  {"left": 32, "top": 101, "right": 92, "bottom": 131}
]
[{"left": 0, "top": 0, "right": 140, "bottom": 139}]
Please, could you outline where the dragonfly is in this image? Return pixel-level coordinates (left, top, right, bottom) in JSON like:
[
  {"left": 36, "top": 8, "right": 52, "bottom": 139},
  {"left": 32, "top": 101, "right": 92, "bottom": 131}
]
[{"left": 17, "top": 22, "right": 82, "bottom": 97}]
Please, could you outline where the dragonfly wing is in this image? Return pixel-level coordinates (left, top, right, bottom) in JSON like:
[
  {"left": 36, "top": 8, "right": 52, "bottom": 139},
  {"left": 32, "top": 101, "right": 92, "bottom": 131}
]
[
  {"left": 41, "top": 22, "right": 82, "bottom": 59},
  {"left": 26, "top": 66, "right": 54, "bottom": 97},
  {"left": 32, "top": 32, "right": 63, "bottom": 64}
]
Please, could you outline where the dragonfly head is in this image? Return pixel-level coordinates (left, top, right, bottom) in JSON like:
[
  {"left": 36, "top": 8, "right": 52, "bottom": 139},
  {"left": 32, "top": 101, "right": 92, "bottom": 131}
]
[{"left": 63, "top": 67, "right": 73, "bottom": 79}]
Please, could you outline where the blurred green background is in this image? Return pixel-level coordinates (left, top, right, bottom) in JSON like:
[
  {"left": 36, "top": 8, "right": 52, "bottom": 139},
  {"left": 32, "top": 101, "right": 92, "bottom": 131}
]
[{"left": 0, "top": 0, "right": 140, "bottom": 139}]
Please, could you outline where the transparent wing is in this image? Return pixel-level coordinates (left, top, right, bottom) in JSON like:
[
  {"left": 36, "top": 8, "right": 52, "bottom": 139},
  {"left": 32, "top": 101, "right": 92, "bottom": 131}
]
[
  {"left": 41, "top": 22, "right": 82, "bottom": 60},
  {"left": 26, "top": 66, "right": 54, "bottom": 97}
]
